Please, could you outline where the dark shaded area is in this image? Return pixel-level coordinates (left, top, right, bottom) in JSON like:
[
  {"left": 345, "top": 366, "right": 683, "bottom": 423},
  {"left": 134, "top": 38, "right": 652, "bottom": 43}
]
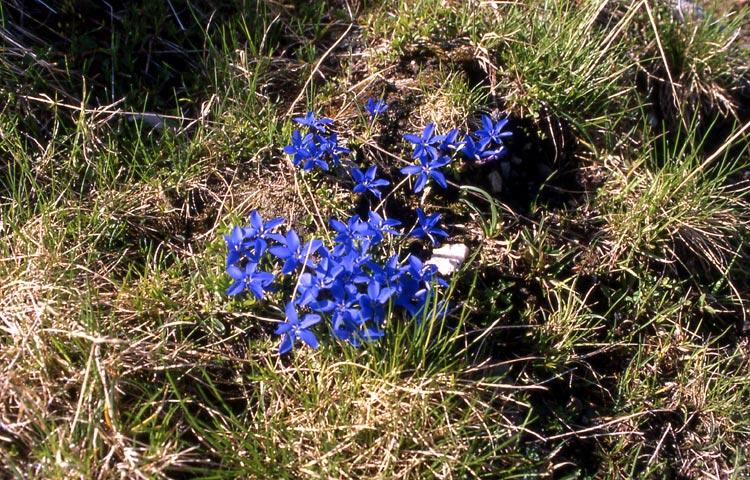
[{"left": 1, "top": 0, "right": 261, "bottom": 111}]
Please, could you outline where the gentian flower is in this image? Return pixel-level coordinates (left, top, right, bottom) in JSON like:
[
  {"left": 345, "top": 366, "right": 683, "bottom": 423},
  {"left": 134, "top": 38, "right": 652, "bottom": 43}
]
[
  {"left": 436, "top": 128, "right": 463, "bottom": 154},
  {"left": 370, "top": 253, "right": 404, "bottom": 287},
  {"left": 226, "top": 262, "right": 275, "bottom": 299},
  {"left": 405, "top": 253, "right": 445, "bottom": 286},
  {"left": 396, "top": 254, "right": 447, "bottom": 319},
  {"left": 329, "top": 285, "right": 384, "bottom": 347},
  {"left": 351, "top": 165, "right": 389, "bottom": 198},
  {"left": 293, "top": 111, "right": 334, "bottom": 133},
  {"left": 403, "top": 123, "right": 441, "bottom": 160},
  {"left": 295, "top": 272, "right": 322, "bottom": 307},
  {"left": 300, "top": 143, "right": 330, "bottom": 172},
  {"left": 224, "top": 225, "right": 253, "bottom": 266},
  {"left": 320, "top": 283, "right": 361, "bottom": 327},
  {"left": 332, "top": 243, "right": 372, "bottom": 284},
  {"left": 365, "top": 98, "right": 388, "bottom": 119},
  {"left": 269, "top": 229, "right": 323, "bottom": 275},
  {"left": 400, "top": 155, "right": 451, "bottom": 193},
  {"left": 295, "top": 251, "right": 344, "bottom": 306},
  {"left": 317, "top": 133, "right": 349, "bottom": 168},
  {"left": 366, "top": 210, "right": 402, "bottom": 244},
  {"left": 275, "top": 301, "right": 321, "bottom": 354},
  {"left": 410, "top": 208, "right": 449, "bottom": 246},
  {"left": 225, "top": 111, "right": 468, "bottom": 353},
  {"left": 283, "top": 129, "right": 314, "bottom": 166},
  {"left": 475, "top": 115, "right": 512, "bottom": 150},
  {"left": 359, "top": 280, "right": 395, "bottom": 326},
  {"left": 481, "top": 144, "right": 508, "bottom": 163},
  {"left": 333, "top": 321, "right": 385, "bottom": 347},
  {"left": 329, "top": 215, "right": 374, "bottom": 249},
  {"left": 247, "top": 210, "right": 285, "bottom": 245},
  {"left": 461, "top": 135, "right": 491, "bottom": 163}
]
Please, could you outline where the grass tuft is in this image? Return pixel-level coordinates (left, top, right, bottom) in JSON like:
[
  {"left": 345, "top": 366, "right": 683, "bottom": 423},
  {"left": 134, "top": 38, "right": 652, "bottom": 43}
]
[{"left": 3, "top": 0, "right": 750, "bottom": 478}]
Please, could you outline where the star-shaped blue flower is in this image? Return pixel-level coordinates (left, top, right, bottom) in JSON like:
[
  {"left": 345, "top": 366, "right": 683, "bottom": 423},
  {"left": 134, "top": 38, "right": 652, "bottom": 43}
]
[
  {"left": 283, "top": 129, "right": 315, "bottom": 166},
  {"left": 223, "top": 225, "right": 254, "bottom": 266},
  {"left": 436, "top": 128, "right": 463, "bottom": 154},
  {"left": 247, "top": 211, "right": 285, "bottom": 245},
  {"left": 329, "top": 215, "right": 374, "bottom": 248},
  {"left": 268, "top": 229, "right": 323, "bottom": 275},
  {"left": 359, "top": 279, "right": 395, "bottom": 326},
  {"left": 475, "top": 115, "right": 512, "bottom": 150},
  {"left": 365, "top": 97, "right": 388, "bottom": 119},
  {"left": 226, "top": 262, "right": 275, "bottom": 299},
  {"left": 400, "top": 155, "right": 450, "bottom": 193},
  {"left": 274, "top": 301, "right": 321, "bottom": 354},
  {"left": 403, "top": 123, "right": 441, "bottom": 160},
  {"left": 317, "top": 133, "right": 349, "bottom": 168},
  {"left": 461, "top": 135, "right": 488, "bottom": 163},
  {"left": 351, "top": 165, "right": 390, "bottom": 198},
  {"left": 410, "top": 208, "right": 449, "bottom": 246},
  {"left": 366, "top": 210, "right": 402, "bottom": 244},
  {"left": 293, "top": 111, "right": 334, "bottom": 133}
]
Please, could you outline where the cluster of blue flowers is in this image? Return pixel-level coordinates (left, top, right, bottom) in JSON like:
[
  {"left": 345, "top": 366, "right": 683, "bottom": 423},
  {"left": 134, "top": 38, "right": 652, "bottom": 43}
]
[
  {"left": 224, "top": 101, "right": 511, "bottom": 355},
  {"left": 283, "top": 112, "right": 350, "bottom": 172},
  {"left": 224, "top": 207, "right": 447, "bottom": 353},
  {"left": 400, "top": 115, "right": 512, "bottom": 193}
]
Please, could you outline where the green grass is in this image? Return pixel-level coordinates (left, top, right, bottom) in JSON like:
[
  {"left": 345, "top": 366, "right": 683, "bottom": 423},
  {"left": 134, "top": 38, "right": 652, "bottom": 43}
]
[{"left": 2, "top": 0, "right": 750, "bottom": 478}]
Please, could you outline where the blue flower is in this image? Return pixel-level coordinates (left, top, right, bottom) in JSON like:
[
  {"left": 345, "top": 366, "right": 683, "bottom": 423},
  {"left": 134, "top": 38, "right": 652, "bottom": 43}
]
[
  {"left": 405, "top": 253, "right": 444, "bottom": 286},
  {"left": 435, "top": 128, "right": 463, "bottom": 155},
  {"left": 366, "top": 210, "right": 402, "bottom": 244},
  {"left": 224, "top": 108, "right": 470, "bottom": 353},
  {"left": 295, "top": 251, "right": 344, "bottom": 306},
  {"left": 300, "top": 143, "right": 330, "bottom": 172},
  {"left": 403, "top": 123, "right": 441, "bottom": 160},
  {"left": 351, "top": 165, "right": 390, "bottom": 198},
  {"left": 269, "top": 229, "right": 323, "bottom": 275},
  {"left": 326, "top": 282, "right": 384, "bottom": 347},
  {"left": 248, "top": 211, "right": 285, "bottom": 245},
  {"left": 293, "top": 111, "right": 334, "bottom": 133},
  {"left": 359, "top": 279, "right": 395, "bottom": 326},
  {"left": 474, "top": 115, "right": 512, "bottom": 150},
  {"left": 332, "top": 243, "right": 372, "bottom": 284},
  {"left": 322, "top": 283, "right": 361, "bottom": 326},
  {"left": 370, "top": 253, "right": 404, "bottom": 287},
  {"left": 329, "top": 215, "right": 374, "bottom": 249},
  {"left": 400, "top": 155, "right": 451, "bottom": 193},
  {"left": 288, "top": 132, "right": 349, "bottom": 172},
  {"left": 283, "top": 129, "right": 315, "bottom": 166},
  {"left": 295, "top": 272, "right": 322, "bottom": 307},
  {"left": 460, "top": 135, "right": 488, "bottom": 163},
  {"left": 275, "top": 301, "right": 321, "bottom": 354},
  {"left": 333, "top": 322, "right": 385, "bottom": 347},
  {"left": 410, "top": 208, "right": 449, "bottom": 246},
  {"left": 365, "top": 98, "right": 388, "bottom": 119},
  {"left": 223, "top": 225, "right": 253, "bottom": 266},
  {"left": 317, "top": 133, "right": 349, "bottom": 168},
  {"left": 226, "top": 262, "right": 275, "bottom": 299},
  {"left": 395, "top": 254, "right": 447, "bottom": 319}
]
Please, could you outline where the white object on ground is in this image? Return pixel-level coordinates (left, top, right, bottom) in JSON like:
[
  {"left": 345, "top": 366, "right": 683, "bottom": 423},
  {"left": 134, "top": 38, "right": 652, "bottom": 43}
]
[{"left": 426, "top": 243, "right": 469, "bottom": 275}]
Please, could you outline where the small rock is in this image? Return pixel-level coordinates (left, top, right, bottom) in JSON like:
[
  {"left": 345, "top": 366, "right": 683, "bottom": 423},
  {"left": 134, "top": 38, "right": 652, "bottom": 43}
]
[
  {"left": 488, "top": 170, "right": 503, "bottom": 193},
  {"left": 426, "top": 243, "right": 469, "bottom": 275},
  {"left": 127, "top": 113, "right": 166, "bottom": 130},
  {"left": 670, "top": 0, "right": 705, "bottom": 22}
]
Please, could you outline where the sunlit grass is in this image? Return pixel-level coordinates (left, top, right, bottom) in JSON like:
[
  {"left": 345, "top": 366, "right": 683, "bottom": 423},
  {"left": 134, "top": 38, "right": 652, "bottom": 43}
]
[{"left": 2, "top": 0, "right": 750, "bottom": 478}]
